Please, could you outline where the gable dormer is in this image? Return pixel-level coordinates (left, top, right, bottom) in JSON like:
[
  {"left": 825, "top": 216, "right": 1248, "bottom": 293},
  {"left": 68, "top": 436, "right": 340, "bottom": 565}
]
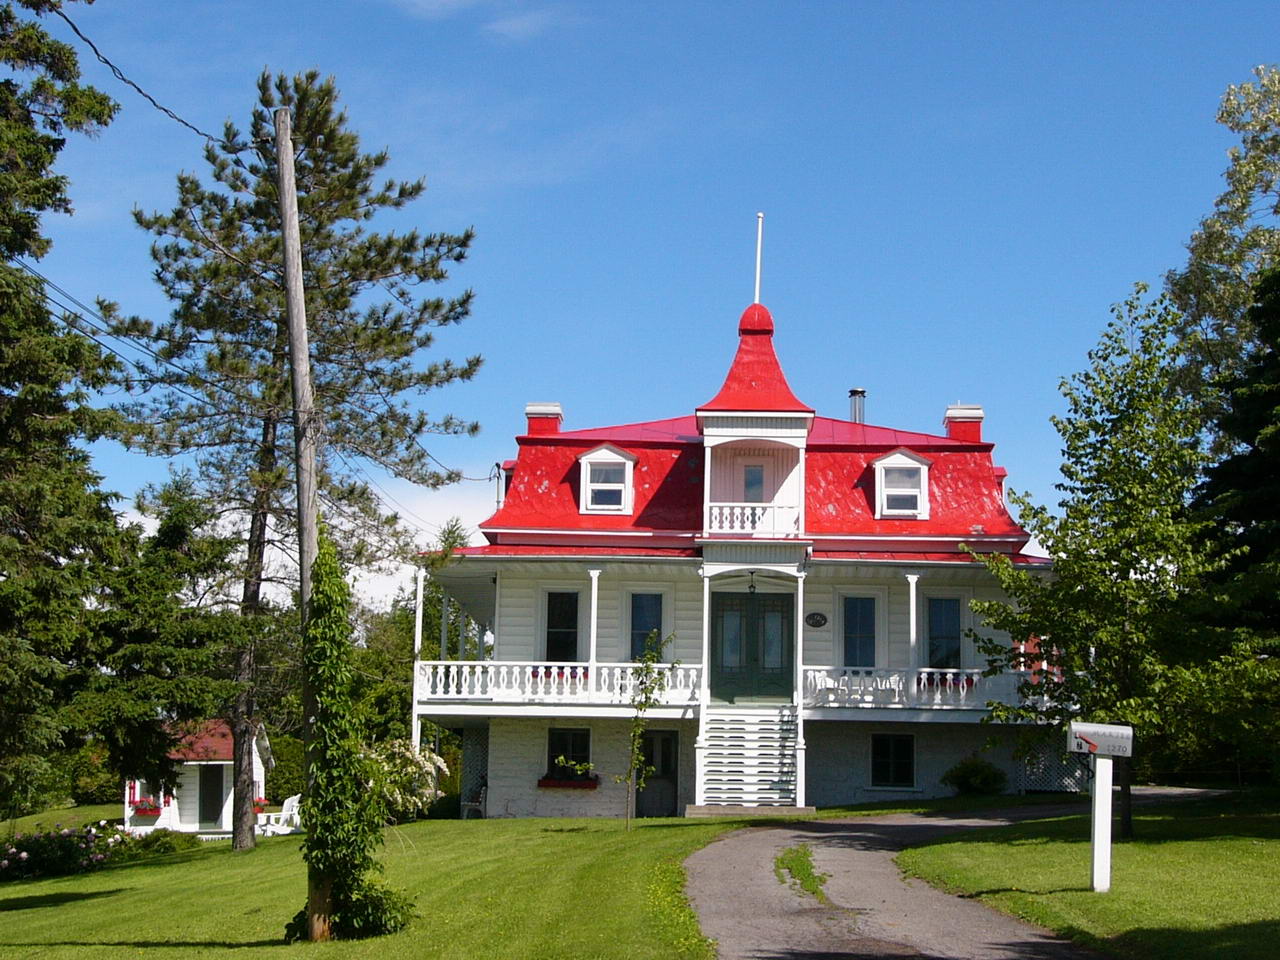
[
  {"left": 577, "top": 444, "right": 637, "bottom": 515},
  {"left": 872, "top": 448, "right": 933, "bottom": 520}
]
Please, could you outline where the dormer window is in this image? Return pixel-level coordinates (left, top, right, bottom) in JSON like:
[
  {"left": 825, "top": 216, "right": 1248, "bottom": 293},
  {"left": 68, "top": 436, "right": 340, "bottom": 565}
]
[
  {"left": 579, "top": 445, "right": 636, "bottom": 514},
  {"left": 872, "top": 450, "right": 931, "bottom": 519}
]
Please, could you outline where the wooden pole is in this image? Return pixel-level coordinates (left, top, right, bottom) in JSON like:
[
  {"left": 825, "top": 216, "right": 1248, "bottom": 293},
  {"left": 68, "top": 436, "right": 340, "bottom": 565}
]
[{"left": 275, "top": 105, "right": 327, "bottom": 942}]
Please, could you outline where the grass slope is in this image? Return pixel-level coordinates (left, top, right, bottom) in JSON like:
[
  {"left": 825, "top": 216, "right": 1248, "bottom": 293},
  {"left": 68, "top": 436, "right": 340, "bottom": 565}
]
[
  {"left": 7, "top": 804, "right": 122, "bottom": 836},
  {"left": 0, "top": 817, "right": 729, "bottom": 959},
  {"left": 897, "top": 792, "right": 1280, "bottom": 960}
]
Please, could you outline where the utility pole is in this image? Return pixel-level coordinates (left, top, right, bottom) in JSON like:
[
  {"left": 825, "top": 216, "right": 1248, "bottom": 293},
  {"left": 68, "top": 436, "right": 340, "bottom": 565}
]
[{"left": 275, "top": 105, "right": 327, "bottom": 941}]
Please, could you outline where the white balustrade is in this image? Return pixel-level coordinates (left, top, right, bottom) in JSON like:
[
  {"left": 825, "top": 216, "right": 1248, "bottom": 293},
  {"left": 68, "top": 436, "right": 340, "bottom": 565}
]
[
  {"left": 706, "top": 502, "right": 800, "bottom": 536},
  {"left": 804, "top": 667, "right": 1025, "bottom": 709},
  {"left": 415, "top": 661, "right": 702, "bottom": 706}
]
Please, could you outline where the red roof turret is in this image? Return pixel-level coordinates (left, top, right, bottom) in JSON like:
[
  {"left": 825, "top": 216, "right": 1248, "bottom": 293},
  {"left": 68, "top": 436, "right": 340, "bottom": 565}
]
[{"left": 697, "top": 304, "right": 814, "bottom": 414}]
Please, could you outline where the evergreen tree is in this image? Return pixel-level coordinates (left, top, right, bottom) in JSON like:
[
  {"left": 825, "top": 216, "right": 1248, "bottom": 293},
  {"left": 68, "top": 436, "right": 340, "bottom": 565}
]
[
  {"left": 1177, "top": 269, "right": 1280, "bottom": 777},
  {"left": 107, "top": 71, "right": 481, "bottom": 847},
  {"left": 972, "top": 286, "right": 1218, "bottom": 836},
  {"left": 0, "top": 0, "right": 118, "bottom": 817}
]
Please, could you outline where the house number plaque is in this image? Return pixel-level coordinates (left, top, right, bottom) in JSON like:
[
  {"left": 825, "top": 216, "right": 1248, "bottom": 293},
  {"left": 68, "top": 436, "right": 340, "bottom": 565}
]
[{"left": 804, "top": 612, "right": 827, "bottom": 628}]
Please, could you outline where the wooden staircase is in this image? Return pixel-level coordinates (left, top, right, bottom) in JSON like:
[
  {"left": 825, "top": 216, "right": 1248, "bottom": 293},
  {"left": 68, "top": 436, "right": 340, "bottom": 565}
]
[{"left": 693, "top": 706, "right": 806, "bottom": 809}]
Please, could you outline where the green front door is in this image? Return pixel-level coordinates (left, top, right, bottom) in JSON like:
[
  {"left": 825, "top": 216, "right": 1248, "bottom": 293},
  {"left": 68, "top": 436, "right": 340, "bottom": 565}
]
[{"left": 710, "top": 593, "right": 794, "bottom": 702}]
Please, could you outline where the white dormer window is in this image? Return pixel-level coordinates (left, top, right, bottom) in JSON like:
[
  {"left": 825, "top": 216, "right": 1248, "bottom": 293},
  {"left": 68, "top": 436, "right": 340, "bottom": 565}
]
[
  {"left": 579, "top": 445, "right": 636, "bottom": 514},
  {"left": 873, "top": 449, "right": 931, "bottom": 519}
]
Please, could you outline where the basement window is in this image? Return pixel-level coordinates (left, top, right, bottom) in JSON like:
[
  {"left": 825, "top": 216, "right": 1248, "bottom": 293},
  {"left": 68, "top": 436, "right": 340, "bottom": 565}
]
[
  {"left": 871, "top": 734, "right": 914, "bottom": 788},
  {"left": 579, "top": 445, "right": 636, "bottom": 515}
]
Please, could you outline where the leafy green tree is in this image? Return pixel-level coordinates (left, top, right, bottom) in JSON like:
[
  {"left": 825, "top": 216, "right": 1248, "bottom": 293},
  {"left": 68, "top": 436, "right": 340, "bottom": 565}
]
[
  {"left": 1174, "top": 269, "right": 1280, "bottom": 778},
  {"left": 971, "top": 286, "right": 1218, "bottom": 837},
  {"left": 290, "top": 532, "right": 412, "bottom": 942},
  {"left": 1166, "top": 65, "right": 1280, "bottom": 430},
  {"left": 615, "top": 631, "right": 674, "bottom": 831},
  {"left": 107, "top": 71, "right": 480, "bottom": 847},
  {"left": 353, "top": 517, "right": 470, "bottom": 743},
  {"left": 0, "top": 0, "right": 118, "bottom": 818}
]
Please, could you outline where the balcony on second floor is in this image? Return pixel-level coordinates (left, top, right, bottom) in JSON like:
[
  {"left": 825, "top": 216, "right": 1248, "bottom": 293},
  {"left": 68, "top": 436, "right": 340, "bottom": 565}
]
[{"left": 703, "top": 440, "right": 802, "bottom": 539}]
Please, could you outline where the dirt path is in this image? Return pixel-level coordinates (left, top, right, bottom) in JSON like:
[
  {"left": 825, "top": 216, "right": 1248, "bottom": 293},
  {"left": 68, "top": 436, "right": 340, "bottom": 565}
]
[{"left": 685, "top": 789, "right": 1217, "bottom": 960}]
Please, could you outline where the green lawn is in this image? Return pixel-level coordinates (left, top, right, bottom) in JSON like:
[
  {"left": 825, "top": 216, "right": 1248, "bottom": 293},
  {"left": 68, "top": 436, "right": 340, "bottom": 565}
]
[
  {"left": 6, "top": 803, "right": 123, "bottom": 835},
  {"left": 897, "top": 791, "right": 1280, "bottom": 960},
  {"left": 0, "top": 793, "right": 1070, "bottom": 959},
  {"left": 0, "top": 816, "right": 735, "bottom": 959}
]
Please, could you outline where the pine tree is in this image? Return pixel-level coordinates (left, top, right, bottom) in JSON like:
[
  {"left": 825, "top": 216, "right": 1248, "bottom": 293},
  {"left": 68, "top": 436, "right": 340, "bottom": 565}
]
[
  {"left": 108, "top": 71, "right": 481, "bottom": 847},
  {"left": 0, "top": 0, "right": 119, "bottom": 816},
  {"left": 1177, "top": 269, "right": 1280, "bottom": 777}
]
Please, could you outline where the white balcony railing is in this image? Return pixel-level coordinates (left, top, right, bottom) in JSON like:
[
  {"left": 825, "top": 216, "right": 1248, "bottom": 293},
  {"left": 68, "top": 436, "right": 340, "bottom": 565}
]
[
  {"left": 415, "top": 661, "right": 702, "bottom": 706},
  {"left": 706, "top": 502, "right": 800, "bottom": 537},
  {"left": 803, "top": 667, "right": 1024, "bottom": 709}
]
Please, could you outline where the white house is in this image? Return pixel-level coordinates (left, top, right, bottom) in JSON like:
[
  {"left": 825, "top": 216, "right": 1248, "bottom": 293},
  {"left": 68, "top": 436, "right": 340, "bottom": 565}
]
[
  {"left": 412, "top": 300, "right": 1055, "bottom": 817},
  {"left": 124, "top": 720, "right": 269, "bottom": 836}
]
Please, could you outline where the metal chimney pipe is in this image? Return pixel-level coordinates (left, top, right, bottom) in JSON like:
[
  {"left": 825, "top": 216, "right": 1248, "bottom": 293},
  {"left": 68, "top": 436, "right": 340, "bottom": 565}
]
[{"left": 849, "top": 387, "right": 866, "bottom": 423}]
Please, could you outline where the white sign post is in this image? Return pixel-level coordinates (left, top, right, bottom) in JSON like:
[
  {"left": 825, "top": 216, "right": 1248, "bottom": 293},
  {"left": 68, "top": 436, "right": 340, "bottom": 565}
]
[{"left": 1067, "top": 722, "right": 1134, "bottom": 893}]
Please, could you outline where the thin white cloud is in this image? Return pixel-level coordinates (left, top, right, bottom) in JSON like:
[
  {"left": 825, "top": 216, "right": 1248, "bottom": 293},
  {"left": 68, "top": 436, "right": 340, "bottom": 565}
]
[
  {"left": 483, "top": 8, "right": 559, "bottom": 41},
  {"left": 391, "top": 0, "right": 491, "bottom": 19}
]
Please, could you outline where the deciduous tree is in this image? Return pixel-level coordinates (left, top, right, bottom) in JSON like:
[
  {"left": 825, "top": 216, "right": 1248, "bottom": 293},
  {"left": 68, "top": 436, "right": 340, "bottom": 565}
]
[{"left": 971, "top": 286, "right": 1217, "bottom": 837}]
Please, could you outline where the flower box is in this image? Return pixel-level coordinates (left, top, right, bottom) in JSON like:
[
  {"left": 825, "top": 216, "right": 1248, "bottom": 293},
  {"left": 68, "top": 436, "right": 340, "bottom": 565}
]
[
  {"left": 536, "top": 777, "right": 599, "bottom": 790},
  {"left": 132, "top": 808, "right": 162, "bottom": 817}
]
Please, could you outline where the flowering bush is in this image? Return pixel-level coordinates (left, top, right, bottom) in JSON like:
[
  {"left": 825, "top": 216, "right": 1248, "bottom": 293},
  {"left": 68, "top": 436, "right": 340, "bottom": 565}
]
[
  {"left": 0, "top": 821, "right": 121, "bottom": 881},
  {"left": 254, "top": 797, "right": 267, "bottom": 814},
  {"left": 364, "top": 740, "right": 449, "bottom": 823},
  {"left": 0, "top": 822, "right": 203, "bottom": 882}
]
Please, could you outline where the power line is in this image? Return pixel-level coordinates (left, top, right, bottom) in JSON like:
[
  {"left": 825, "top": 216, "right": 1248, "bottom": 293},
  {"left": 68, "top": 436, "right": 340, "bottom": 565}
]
[{"left": 52, "top": 8, "right": 268, "bottom": 177}]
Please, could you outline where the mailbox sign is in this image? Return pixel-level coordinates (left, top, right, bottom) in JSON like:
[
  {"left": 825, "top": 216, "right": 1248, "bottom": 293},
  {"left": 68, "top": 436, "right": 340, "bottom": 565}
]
[{"left": 1067, "top": 721, "right": 1133, "bottom": 758}]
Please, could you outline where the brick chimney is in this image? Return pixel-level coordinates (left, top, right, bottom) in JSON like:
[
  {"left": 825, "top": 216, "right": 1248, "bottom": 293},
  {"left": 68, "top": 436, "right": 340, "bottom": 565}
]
[
  {"left": 943, "top": 404, "right": 984, "bottom": 442},
  {"left": 525, "top": 402, "right": 563, "bottom": 435}
]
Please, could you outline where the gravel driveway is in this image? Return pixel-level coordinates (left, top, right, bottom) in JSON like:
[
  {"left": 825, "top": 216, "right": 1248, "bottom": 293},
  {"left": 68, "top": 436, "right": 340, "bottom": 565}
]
[{"left": 685, "top": 790, "right": 1216, "bottom": 960}]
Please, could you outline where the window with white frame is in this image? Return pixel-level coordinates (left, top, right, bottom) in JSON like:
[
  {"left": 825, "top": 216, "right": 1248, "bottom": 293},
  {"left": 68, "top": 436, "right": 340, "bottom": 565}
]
[
  {"left": 872, "top": 450, "right": 931, "bottom": 519},
  {"left": 579, "top": 445, "right": 636, "bottom": 514}
]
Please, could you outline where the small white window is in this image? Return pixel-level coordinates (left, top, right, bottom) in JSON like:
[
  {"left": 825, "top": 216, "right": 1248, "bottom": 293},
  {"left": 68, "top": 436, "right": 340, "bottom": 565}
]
[
  {"left": 579, "top": 445, "right": 636, "bottom": 515},
  {"left": 872, "top": 450, "right": 931, "bottom": 519}
]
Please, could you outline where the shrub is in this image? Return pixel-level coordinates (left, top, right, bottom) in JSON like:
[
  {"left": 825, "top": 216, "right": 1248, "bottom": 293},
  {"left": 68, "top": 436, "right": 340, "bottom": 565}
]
[
  {"left": 940, "top": 754, "right": 1008, "bottom": 796},
  {"left": 285, "top": 877, "right": 416, "bottom": 942},
  {"left": 109, "top": 828, "right": 201, "bottom": 863},
  {"left": 365, "top": 739, "right": 449, "bottom": 823},
  {"left": 1, "top": 822, "right": 119, "bottom": 881},
  {"left": 68, "top": 743, "right": 123, "bottom": 805},
  {"left": 265, "top": 734, "right": 304, "bottom": 804}
]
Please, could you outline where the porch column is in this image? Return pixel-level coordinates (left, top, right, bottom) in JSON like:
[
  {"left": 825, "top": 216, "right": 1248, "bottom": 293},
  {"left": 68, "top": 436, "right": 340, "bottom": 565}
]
[
  {"left": 440, "top": 594, "right": 451, "bottom": 660},
  {"left": 906, "top": 573, "right": 920, "bottom": 705},
  {"left": 702, "top": 446, "right": 713, "bottom": 534},
  {"left": 587, "top": 567, "right": 602, "bottom": 691},
  {"left": 794, "top": 571, "right": 807, "bottom": 808},
  {"left": 411, "top": 567, "right": 425, "bottom": 752},
  {"left": 413, "top": 567, "right": 425, "bottom": 657},
  {"left": 696, "top": 568, "right": 711, "bottom": 805}
]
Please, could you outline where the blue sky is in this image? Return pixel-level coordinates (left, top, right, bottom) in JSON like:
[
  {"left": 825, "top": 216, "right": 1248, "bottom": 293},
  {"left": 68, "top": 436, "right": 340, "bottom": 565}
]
[{"left": 32, "top": 1, "right": 1280, "bottom": 595}]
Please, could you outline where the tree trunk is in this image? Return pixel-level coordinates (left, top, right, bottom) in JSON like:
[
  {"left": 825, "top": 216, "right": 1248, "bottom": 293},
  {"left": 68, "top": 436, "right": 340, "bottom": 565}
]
[
  {"left": 229, "top": 416, "right": 278, "bottom": 851},
  {"left": 307, "top": 871, "right": 332, "bottom": 942}
]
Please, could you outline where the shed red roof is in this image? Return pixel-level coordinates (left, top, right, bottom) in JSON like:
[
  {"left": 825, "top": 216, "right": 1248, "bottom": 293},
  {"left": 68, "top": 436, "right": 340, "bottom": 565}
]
[
  {"left": 169, "top": 719, "right": 233, "bottom": 762},
  {"left": 697, "top": 304, "right": 814, "bottom": 414}
]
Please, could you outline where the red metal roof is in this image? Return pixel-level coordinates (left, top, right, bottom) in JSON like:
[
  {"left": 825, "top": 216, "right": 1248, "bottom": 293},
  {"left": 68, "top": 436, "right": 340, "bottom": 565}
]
[
  {"left": 812, "top": 550, "right": 1049, "bottom": 565},
  {"left": 697, "top": 304, "right": 814, "bottom": 414},
  {"left": 456, "top": 544, "right": 699, "bottom": 558},
  {"left": 169, "top": 719, "right": 233, "bottom": 762}
]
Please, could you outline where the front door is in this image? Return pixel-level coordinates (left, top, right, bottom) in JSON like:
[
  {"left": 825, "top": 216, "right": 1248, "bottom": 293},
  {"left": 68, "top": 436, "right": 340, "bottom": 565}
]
[
  {"left": 198, "top": 764, "right": 224, "bottom": 827},
  {"left": 710, "top": 592, "right": 794, "bottom": 702},
  {"left": 635, "top": 730, "right": 678, "bottom": 818}
]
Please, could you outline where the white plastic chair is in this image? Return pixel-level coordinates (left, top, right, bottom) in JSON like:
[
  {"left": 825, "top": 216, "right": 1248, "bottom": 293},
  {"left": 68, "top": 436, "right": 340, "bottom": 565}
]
[{"left": 257, "top": 793, "right": 302, "bottom": 835}]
